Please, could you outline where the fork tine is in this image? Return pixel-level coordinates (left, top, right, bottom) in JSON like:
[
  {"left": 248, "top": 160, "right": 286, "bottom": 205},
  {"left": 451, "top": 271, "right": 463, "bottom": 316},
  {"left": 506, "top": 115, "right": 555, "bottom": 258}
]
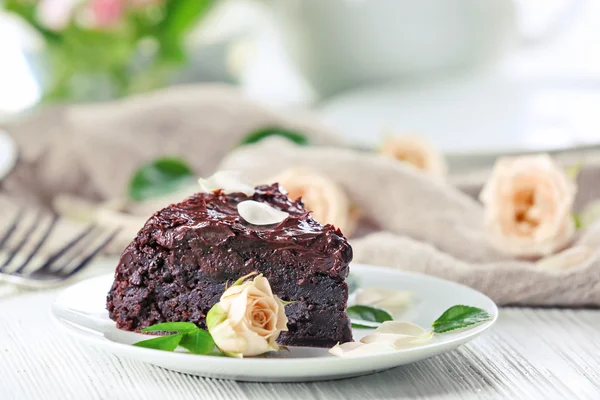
[
  {"left": 0, "top": 210, "right": 43, "bottom": 272},
  {"left": 13, "top": 214, "right": 59, "bottom": 274},
  {"left": 0, "top": 207, "right": 24, "bottom": 250},
  {"left": 34, "top": 224, "right": 98, "bottom": 272},
  {"left": 64, "top": 228, "right": 120, "bottom": 277},
  {"left": 51, "top": 228, "right": 103, "bottom": 274}
]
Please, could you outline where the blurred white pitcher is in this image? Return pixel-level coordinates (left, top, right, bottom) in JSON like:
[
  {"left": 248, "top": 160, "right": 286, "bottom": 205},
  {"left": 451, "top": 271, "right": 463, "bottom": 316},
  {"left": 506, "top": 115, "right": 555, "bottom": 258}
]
[{"left": 271, "top": 0, "right": 517, "bottom": 96}]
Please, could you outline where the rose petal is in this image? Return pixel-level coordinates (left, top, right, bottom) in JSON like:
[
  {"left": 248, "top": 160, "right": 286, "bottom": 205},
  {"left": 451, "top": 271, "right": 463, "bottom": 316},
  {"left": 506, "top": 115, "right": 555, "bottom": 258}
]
[
  {"left": 372, "top": 321, "right": 430, "bottom": 336},
  {"left": 328, "top": 321, "right": 434, "bottom": 357},
  {"left": 227, "top": 287, "right": 251, "bottom": 325},
  {"left": 221, "top": 282, "right": 248, "bottom": 300},
  {"left": 328, "top": 342, "right": 397, "bottom": 357},
  {"left": 355, "top": 288, "right": 412, "bottom": 315},
  {"left": 198, "top": 171, "right": 255, "bottom": 196},
  {"left": 234, "top": 326, "right": 273, "bottom": 357},
  {"left": 360, "top": 321, "right": 433, "bottom": 349},
  {"left": 210, "top": 319, "right": 248, "bottom": 357},
  {"left": 252, "top": 275, "right": 274, "bottom": 297},
  {"left": 361, "top": 332, "right": 433, "bottom": 348},
  {"left": 274, "top": 296, "right": 289, "bottom": 331},
  {"left": 237, "top": 200, "right": 289, "bottom": 225}
]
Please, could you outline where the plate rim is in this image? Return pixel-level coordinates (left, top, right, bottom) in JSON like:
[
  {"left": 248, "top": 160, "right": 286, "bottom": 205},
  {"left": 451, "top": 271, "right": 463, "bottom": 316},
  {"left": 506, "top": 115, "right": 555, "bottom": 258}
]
[{"left": 50, "top": 263, "right": 498, "bottom": 369}]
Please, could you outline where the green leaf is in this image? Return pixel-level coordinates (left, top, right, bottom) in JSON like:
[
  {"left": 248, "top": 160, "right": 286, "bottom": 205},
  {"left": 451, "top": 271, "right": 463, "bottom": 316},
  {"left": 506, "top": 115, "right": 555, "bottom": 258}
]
[
  {"left": 133, "top": 333, "right": 184, "bottom": 351},
  {"left": 179, "top": 329, "right": 216, "bottom": 355},
  {"left": 206, "top": 304, "right": 227, "bottom": 331},
  {"left": 128, "top": 157, "right": 195, "bottom": 201},
  {"left": 141, "top": 322, "right": 199, "bottom": 334},
  {"left": 240, "top": 128, "right": 309, "bottom": 146},
  {"left": 346, "top": 274, "right": 359, "bottom": 295},
  {"left": 347, "top": 305, "right": 393, "bottom": 329},
  {"left": 432, "top": 305, "right": 492, "bottom": 333}
]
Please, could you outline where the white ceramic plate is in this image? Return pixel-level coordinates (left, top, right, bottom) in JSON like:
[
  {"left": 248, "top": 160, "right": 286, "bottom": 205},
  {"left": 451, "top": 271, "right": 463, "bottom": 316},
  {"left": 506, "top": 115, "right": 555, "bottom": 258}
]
[{"left": 51, "top": 264, "right": 497, "bottom": 382}]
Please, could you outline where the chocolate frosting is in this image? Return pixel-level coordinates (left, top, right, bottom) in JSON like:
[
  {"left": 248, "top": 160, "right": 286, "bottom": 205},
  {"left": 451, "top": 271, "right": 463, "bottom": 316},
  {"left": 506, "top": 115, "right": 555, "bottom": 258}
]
[{"left": 134, "top": 183, "right": 353, "bottom": 277}]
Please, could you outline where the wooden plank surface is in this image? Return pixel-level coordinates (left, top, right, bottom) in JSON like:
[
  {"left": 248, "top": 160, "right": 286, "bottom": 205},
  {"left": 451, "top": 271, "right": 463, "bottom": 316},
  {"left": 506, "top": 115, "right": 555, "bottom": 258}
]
[{"left": 1, "top": 288, "right": 599, "bottom": 400}]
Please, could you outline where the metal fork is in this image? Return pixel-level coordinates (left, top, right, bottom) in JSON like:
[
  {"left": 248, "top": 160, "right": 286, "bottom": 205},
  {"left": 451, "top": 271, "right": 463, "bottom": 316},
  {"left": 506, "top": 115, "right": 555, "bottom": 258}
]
[{"left": 0, "top": 208, "right": 119, "bottom": 288}]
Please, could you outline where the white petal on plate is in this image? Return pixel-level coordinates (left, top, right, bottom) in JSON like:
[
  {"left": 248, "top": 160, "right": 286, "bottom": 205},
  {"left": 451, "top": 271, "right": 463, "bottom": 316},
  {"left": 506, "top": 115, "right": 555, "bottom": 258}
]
[
  {"left": 237, "top": 200, "right": 289, "bottom": 225},
  {"left": 328, "top": 342, "right": 397, "bottom": 357},
  {"left": 198, "top": 171, "right": 255, "bottom": 196},
  {"left": 361, "top": 332, "right": 433, "bottom": 348},
  {"left": 358, "top": 321, "right": 434, "bottom": 350},
  {"left": 372, "top": 321, "right": 431, "bottom": 337},
  {"left": 355, "top": 288, "right": 412, "bottom": 315}
]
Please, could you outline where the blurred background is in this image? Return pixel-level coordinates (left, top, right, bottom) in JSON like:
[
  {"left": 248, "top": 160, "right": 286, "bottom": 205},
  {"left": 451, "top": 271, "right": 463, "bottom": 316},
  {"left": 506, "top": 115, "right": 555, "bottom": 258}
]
[{"left": 1, "top": 0, "right": 599, "bottom": 162}]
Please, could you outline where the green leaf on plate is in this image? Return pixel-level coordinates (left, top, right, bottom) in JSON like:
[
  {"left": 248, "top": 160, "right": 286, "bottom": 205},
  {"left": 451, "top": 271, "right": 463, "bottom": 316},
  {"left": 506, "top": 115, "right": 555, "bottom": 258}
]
[
  {"left": 128, "top": 157, "right": 195, "bottom": 201},
  {"left": 133, "top": 333, "right": 184, "bottom": 351},
  {"left": 239, "top": 127, "right": 309, "bottom": 146},
  {"left": 432, "top": 305, "right": 491, "bottom": 333},
  {"left": 141, "top": 322, "right": 199, "bottom": 334},
  {"left": 179, "top": 329, "right": 216, "bottom": 355},
  {"left": 347, "top": 305, "right": 393, "bottom": 329}
]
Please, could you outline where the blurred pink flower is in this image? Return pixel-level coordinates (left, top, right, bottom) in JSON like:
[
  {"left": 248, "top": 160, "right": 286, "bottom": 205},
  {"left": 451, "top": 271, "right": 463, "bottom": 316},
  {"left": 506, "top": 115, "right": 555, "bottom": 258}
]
[
  {"left": 37, "top": 0, "right": 82, "bottom": 31},
  {"left": 89, "top": 0, "right": 125, "bottom": 28}
]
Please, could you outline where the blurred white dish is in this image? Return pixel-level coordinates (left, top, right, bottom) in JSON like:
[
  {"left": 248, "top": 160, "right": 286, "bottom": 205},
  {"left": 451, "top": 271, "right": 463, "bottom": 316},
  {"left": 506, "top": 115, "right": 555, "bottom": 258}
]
[
  {"left": 271, "top": 0, "right": 515, "bottom": 96},
  {"left": 51, "top": 263, "right": 497, "bottom": 382},
  {"left": 318, "top": 76, "right": 600, "bottom": 155}
]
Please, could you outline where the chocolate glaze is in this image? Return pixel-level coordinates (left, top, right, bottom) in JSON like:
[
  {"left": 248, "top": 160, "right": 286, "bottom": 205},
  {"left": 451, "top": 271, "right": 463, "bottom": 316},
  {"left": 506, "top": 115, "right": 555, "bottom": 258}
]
[{"left": 141, "top": 184, "right": 352, "bottom": 277}]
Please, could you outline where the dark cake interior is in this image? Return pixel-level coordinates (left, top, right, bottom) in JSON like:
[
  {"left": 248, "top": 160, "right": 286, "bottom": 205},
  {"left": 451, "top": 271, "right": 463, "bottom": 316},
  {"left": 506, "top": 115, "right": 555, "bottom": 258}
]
[{"left": 107, "top": 184, "right": 353, "bottom": 347}]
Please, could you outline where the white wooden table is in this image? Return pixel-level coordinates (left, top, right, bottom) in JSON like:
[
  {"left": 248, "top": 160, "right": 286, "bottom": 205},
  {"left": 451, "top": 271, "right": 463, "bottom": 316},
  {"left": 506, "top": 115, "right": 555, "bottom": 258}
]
[{"left": 1, "top": 281, "right": 599, "bottom": 400}]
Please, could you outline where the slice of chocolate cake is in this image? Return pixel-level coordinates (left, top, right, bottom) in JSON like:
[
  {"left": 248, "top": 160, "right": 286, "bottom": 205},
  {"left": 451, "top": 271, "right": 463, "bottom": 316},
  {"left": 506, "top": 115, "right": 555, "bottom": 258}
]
[{"left": 107, "top": 183, "right": 353, "bottom": 347}]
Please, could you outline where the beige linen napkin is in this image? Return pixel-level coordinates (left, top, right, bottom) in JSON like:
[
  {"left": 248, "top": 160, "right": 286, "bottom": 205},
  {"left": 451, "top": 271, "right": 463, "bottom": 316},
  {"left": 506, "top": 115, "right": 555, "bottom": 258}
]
[
  {"left": 3, "top": 84, "right": 341, "bottom": 205},
  {"left": 4, "top": 84, "right": 600, "bottom": 306},
  {"left": 220, "top": 139, "right": 600, "bottom": 307}
]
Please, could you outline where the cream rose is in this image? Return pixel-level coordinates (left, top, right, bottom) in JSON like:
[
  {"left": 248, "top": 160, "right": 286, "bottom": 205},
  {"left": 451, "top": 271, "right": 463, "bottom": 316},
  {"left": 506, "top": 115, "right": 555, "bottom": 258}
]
[
  {"left": 206, "top": 273, "right": 288, "bottom": 357},
  {"left": 380, "top": 135, "right": 447, "bottom": 179},
  {"left": 270, "top": 168, "right": 358, "bottom": 236},
  {"left": 480, "top": 154, "right": 577, "bottom": 258}
]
